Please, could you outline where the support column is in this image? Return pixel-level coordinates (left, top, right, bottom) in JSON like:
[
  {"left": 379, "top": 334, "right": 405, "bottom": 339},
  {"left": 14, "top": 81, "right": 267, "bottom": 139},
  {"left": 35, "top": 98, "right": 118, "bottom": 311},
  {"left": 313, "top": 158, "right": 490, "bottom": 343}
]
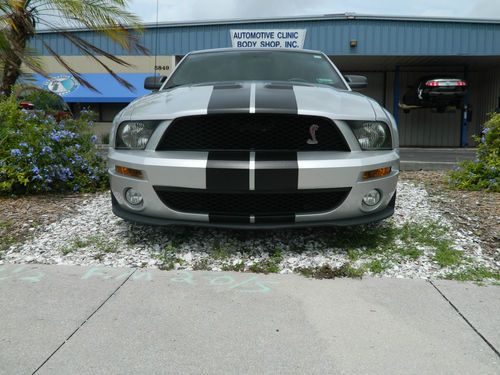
[
  {"left": 392, "top": 65, "right": 400, "bottom": 125},
  {"left": 460, "top": 65, "right": 470, "bottom": 147}
]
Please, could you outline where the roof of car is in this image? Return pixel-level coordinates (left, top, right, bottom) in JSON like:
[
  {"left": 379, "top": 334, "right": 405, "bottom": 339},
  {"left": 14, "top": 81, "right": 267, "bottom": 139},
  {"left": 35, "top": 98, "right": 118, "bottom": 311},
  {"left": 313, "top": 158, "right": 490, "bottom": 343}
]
[{"left": 188, "top": 48, "right": 325, "bottom": 55}]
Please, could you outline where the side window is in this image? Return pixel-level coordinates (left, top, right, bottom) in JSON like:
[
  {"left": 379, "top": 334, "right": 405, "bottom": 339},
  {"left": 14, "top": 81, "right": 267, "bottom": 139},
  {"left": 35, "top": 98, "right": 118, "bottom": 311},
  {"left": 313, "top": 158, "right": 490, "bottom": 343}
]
[{"left": 175, "top": 55, "right": 184, "bottom": 66}]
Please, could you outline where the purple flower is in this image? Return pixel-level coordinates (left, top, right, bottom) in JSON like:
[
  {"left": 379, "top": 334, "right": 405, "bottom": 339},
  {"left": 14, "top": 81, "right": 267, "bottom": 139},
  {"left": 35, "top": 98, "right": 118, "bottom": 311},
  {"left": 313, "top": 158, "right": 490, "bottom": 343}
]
[
  {"left": 41, "top": 146, "right": 53, "bottom": 155},
  {"left": 19, "top": 142, "right": 28, "bottom": 148},
  {"left": 10, "top": 149, "right": 22, "bottom": 157},
  {"left": 90, "top": 134, "right": 98, "bottom": 143},
  {"left": 32, "top": 166, "right": 40, "bottom": 174}
]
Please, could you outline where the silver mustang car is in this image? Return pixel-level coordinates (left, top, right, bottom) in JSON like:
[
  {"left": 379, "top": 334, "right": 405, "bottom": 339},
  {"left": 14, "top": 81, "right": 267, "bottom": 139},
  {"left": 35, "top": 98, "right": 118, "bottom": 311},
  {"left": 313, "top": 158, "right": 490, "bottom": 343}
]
[{"left": 108, "top": 48, "right": 399, "bottom": 228}]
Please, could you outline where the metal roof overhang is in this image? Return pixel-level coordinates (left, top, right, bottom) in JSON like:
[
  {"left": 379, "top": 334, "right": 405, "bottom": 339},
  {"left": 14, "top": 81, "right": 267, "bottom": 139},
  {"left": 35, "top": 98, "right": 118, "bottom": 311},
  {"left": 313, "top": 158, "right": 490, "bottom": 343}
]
[{"left": 331, "top": 56, "right": 500, "bottom": 72}]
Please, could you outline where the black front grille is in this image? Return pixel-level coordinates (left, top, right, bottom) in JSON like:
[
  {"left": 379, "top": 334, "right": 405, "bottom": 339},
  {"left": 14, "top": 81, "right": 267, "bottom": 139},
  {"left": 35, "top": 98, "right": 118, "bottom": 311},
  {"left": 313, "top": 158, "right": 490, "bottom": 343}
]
[
  {"left": 154, "top": 187, "right": 351, "bottom": 216},
  {"left": 156, "top": 114, "right": 350, "bottom": 152}
]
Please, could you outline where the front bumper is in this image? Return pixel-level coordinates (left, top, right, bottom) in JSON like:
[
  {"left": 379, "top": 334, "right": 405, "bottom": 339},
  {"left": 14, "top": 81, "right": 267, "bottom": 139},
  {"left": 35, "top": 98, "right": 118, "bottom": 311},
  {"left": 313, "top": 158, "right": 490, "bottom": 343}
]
[
  {"left": 112, "top": 192, "right": 396, "bottom": 229},
  {"left": 108, "top": 149, "right": 399, "bottom": 228}
]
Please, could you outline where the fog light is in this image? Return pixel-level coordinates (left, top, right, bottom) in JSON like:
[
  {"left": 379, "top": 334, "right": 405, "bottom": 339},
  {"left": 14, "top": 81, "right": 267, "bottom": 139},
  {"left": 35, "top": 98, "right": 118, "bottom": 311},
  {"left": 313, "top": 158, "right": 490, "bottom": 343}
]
[
  {"left": 362, "top": 189, "right": 381, "bottom": 206},
  {"left": 125, "top": 188, "right": 143, "bottom": 205}
]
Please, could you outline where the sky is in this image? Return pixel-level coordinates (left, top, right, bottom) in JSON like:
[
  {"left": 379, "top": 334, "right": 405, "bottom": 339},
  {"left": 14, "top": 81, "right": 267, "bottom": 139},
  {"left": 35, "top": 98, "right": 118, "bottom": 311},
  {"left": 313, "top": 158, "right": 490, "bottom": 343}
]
[{"left": 128, "top": 0, "right": 500, "bottom": 23}]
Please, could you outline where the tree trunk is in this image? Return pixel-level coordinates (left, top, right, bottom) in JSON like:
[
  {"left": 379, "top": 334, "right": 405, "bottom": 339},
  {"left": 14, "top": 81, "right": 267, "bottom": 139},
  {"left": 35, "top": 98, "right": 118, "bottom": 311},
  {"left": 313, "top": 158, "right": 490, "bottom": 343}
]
[{"left": 1, "top": 53, "right": 23, "bottom": 97}]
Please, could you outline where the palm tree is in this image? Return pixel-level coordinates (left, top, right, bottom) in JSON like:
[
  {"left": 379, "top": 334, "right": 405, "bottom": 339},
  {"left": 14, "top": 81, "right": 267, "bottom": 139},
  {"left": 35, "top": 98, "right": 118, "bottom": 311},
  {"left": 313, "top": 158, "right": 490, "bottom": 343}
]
[{"left": 0, "top": 0, "right": 148, "bottom": 96}]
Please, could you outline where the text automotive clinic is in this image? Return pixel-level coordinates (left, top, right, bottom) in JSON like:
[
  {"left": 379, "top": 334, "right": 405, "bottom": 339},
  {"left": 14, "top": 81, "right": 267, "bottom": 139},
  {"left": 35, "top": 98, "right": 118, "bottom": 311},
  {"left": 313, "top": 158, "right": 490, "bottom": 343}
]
[{"left": 231, "top": 29, "right": 307, "bottom": 48}]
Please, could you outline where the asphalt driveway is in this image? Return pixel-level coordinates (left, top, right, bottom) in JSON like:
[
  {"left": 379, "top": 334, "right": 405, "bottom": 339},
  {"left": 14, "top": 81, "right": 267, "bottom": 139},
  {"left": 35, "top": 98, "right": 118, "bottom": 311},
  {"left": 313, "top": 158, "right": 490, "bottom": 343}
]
[
  {"left": 400, "top": 147, "right": 476, "bottom": 170},
  {"left": 0, "top": 264, "right": 498, "bottom": 374}
]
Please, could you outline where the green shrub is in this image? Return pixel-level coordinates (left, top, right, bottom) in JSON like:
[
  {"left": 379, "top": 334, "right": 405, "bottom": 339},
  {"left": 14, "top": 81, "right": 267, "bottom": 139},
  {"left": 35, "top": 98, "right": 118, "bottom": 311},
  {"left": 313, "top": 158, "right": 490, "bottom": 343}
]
[
  {"left": 0, "top": 94, "right": 108, "bottom": 194},
  {"left": 448, "top": 113, "right": 500, "bottom": 192},
  {"left": 22, "top": 89, "right": 67, "bottom": 113}
]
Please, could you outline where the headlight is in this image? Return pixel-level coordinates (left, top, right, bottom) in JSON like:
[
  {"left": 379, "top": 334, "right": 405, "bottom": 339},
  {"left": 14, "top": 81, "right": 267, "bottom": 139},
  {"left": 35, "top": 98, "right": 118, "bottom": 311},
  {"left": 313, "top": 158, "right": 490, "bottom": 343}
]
[
  {"left": 115, "top": 121, "right": 160, "bottom": 149},
  {"left": 348, "top": 121, "right": 392, "bottom": 150}
]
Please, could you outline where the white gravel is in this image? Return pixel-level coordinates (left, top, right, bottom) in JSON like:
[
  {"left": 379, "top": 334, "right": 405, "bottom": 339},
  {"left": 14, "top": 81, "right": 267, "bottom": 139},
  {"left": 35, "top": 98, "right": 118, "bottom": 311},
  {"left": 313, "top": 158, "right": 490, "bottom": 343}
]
[{"left": 2, "top": 181, "right": 498, "bottom": 280}]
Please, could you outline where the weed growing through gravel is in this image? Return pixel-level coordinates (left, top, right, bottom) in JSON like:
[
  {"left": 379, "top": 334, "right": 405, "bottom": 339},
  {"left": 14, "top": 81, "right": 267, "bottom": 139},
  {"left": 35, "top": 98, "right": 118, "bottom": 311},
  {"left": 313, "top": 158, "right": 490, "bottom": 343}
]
[
  {"left": 221, "top": 261, "right": 246, "bottom": 272},
  {"left": 249, "top": 248, "right": 283, "bottom": 274},
  {"left": 366, "top": 259, "right": 390, "bottom": 274},
  {"left": 323, "top": 224, "right": 398, "bottom": 253},
  {"left": 169, "top": 228, "right": 193, "bottom": 247},
  {"left": 157, "top": 244, "right": 184, "bottom": 271},
  {"left": 0, "top": 220, "right": 11, "bottom": 229},
  {"left": 320, "top": 220, "right": 459, "bottom": 275},
  {"left": 60, "top": 235, "right": 119, "bottom": 256},
  {"left": 432, "top": 242, "right": 463, "bottom": 267},
  {"left": 210, "top": 239, "right": 231, "bottom": 260},
  {"left": 0, "top": 220, "right": 17, "bottom": 255},
  {"left": 443, "top": 266, "right": 500, "bottom": 282},
  {"left": 296, "top": 263, "right": 365, "bottom": 279},
  {"left": 143, "top": 219, "right": 462, "bottom": 278},
  {"left": 192, "top": 258, "right": 211, "bottom": 271}
]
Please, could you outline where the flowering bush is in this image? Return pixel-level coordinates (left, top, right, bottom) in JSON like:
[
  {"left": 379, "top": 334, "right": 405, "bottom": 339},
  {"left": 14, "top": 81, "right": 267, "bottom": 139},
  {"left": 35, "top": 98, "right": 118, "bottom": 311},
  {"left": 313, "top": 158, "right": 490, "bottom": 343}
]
[
  {"left": 0, "top": 95, "right": 108, "bottom": 194},
  {"left": 448, "top": 113, "right": 500, "bottom": 192}
]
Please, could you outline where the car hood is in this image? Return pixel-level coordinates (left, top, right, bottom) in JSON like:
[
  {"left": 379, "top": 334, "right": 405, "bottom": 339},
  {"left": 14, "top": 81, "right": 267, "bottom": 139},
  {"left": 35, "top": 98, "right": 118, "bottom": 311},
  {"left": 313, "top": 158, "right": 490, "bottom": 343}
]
[{"left": 120, "top": 82, "right": 384, "bottom": 121}]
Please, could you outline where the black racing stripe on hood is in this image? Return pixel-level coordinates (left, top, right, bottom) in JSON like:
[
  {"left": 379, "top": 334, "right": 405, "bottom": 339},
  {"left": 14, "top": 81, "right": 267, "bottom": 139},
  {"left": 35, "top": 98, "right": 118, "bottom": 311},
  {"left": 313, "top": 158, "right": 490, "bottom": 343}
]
[
  {"left": 206, "top": 151, "right": 250, "bottom": 191},
  {"left": 255, "top": 83, "right": 298, "bottom": 114},
  {"left": 254, "top": 151, "right": 298, "bottom": 191},
  {"left": 207, "top": 84, "right": 251, "bottom": 114}
]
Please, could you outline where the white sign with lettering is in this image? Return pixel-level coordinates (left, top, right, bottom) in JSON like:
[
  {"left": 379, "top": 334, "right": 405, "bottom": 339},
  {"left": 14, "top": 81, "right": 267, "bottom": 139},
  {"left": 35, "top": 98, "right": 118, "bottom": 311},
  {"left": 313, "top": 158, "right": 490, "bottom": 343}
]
[{"left": 230, "top": 29, "right": 307, "bottom": 49}]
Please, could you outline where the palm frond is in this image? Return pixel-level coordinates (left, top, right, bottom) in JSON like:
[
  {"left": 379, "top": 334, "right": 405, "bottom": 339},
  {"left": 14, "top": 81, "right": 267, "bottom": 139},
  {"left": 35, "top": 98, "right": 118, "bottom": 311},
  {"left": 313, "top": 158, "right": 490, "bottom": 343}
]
[
  {"left": 31, "top": 0, "right": 143, "bottom": 48},
  {"left": 1, "top": 0, "right": 148, "bottom": 94},
  {"left": 43, "top": 42, "right": 99, "bottom": 92}
]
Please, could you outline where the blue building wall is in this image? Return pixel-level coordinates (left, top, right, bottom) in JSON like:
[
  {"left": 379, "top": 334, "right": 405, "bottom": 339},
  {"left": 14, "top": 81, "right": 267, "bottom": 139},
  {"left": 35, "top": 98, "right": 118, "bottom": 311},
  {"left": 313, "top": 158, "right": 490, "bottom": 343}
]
[{"left": 32, "top": 17, "right": 500, "bottom": 57}]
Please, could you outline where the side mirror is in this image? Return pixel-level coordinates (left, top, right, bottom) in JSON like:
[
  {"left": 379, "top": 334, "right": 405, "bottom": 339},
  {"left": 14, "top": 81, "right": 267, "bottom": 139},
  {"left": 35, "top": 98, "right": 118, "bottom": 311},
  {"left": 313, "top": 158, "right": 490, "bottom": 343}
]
[
  {"left": 344, "top": 75, "right": 368, "bottom": 89},
  {"left": 144, "top": 76, "right": 166, "bottom": 91}
]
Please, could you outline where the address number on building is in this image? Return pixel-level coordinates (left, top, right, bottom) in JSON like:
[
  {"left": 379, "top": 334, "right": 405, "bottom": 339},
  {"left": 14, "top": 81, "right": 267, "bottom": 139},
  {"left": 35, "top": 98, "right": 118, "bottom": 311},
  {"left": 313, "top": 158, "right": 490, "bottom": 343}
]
[{"left": 154, "top": 65, "right": 170, "bottom": 71}]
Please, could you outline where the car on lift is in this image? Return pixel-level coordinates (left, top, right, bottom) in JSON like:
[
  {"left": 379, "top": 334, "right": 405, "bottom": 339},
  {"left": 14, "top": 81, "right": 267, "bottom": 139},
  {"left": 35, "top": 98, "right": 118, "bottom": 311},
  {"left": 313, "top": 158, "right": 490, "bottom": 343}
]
[
  {"left": 399, "top": 76, "right": 467, "bottom": 113},
  {"left": 108, "top": 48, "right": 399, "bottom": 228}
]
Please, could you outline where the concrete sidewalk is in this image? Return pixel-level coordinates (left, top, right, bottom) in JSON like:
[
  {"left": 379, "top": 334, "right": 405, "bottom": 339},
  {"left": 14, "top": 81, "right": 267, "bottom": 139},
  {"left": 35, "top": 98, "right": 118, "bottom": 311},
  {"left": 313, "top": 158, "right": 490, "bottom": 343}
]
[{"left": 0, "top": 264, "right": 498, "bottom": 374}]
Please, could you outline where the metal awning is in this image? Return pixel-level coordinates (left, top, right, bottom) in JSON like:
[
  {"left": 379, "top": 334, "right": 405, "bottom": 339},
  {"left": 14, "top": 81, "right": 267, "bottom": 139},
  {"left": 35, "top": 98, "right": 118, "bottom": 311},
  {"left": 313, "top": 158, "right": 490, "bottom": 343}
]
[{"left": 21, "top": 73, "right": 151, "bottom": 103}]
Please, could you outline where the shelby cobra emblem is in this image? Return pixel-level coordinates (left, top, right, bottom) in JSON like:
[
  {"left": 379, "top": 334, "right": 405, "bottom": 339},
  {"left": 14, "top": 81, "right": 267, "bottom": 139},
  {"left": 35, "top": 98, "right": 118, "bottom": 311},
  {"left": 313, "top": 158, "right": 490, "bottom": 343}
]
[
  {"left": 109, "top": 48, "right": 399, "bottom": 228},
  {"left": 307, "top": 124, "right": 319, "bottom": 145}
]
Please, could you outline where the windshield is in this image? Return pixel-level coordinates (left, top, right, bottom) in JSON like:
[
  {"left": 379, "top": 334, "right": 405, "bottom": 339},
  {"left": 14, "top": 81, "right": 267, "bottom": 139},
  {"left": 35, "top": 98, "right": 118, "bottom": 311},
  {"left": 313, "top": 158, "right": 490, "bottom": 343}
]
[{"left": 164, "top": 50, "right": 348, "bottom": 90}]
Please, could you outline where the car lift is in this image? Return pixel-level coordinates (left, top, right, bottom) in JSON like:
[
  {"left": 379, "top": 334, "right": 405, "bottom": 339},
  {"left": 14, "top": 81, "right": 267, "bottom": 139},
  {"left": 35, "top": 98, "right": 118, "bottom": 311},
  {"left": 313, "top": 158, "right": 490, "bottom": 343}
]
[{"left": 392, "top": 64, "right": 470, "bottom": 147}]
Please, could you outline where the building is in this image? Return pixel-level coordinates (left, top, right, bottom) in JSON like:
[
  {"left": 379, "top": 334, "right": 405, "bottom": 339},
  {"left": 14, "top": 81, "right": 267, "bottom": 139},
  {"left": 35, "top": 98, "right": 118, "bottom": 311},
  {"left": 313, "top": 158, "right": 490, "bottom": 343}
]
[{"left": 27, "top": 13, "right": 500, "bottom": 147}]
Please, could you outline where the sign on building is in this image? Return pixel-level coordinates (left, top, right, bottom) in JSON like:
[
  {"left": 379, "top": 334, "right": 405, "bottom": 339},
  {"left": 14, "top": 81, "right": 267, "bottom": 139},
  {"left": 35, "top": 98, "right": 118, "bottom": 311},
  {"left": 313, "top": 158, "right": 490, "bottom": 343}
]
[{"left": 230, "top": 29, "right": 307, "bottom": 49}]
